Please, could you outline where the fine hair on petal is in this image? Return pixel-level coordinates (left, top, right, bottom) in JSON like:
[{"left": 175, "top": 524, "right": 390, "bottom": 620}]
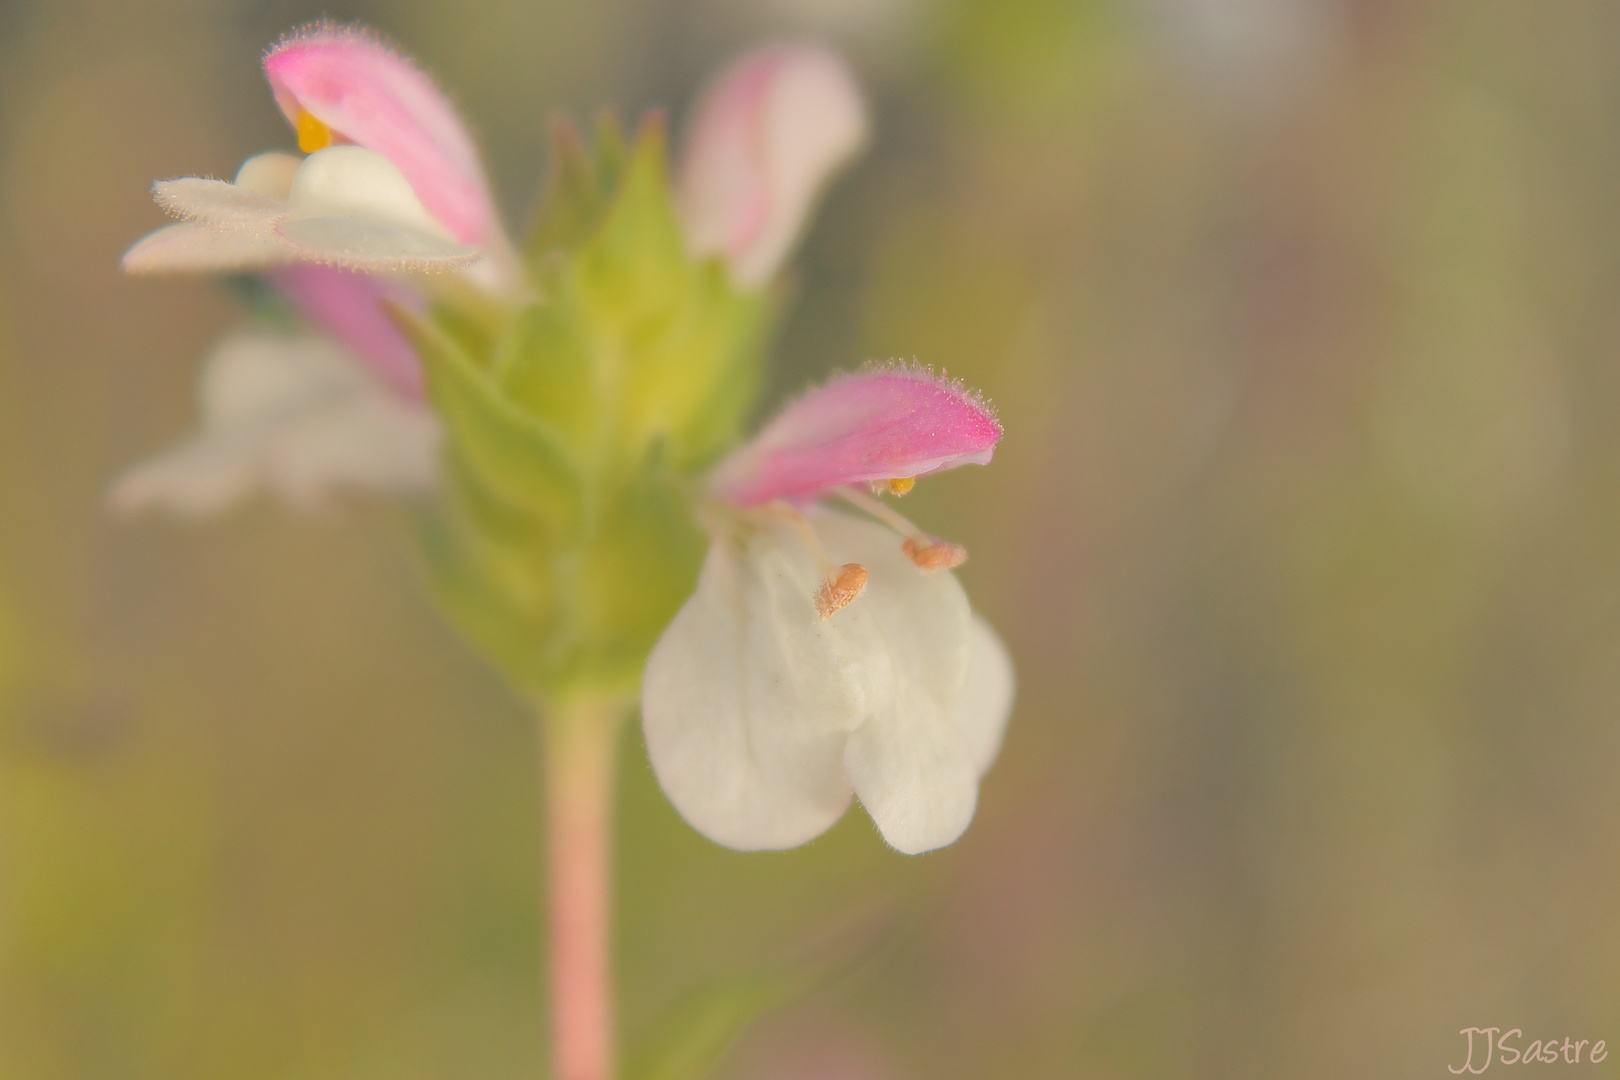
[
  {"left": 855, "top": 357, "right": 999, "bottom": 423},
  {"left": 264, "top": 19, "right": 488, "bottom": 161}
]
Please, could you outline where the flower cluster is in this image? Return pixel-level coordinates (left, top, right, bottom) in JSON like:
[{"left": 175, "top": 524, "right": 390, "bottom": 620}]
[{"left": 120, "top": 24, "right": 1013, "bottom": 854}]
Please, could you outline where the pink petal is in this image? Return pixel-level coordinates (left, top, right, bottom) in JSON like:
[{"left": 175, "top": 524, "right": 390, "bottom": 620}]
[
  {"left": 271, "top": 265, "right": 425, "bottom": 400},
  {"left": 677, "top": 43, "right": 867, "bottom": 287},
  {"left": 264, "top": 24, "right": 494, "bottom": 246},
  {"left": 709, "top": 368, "right": 1002, "bottom": 506}
]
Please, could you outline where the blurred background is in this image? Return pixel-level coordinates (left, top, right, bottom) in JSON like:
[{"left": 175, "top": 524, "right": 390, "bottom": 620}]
[{"left": 6, "top": 0, "right": 1620, "bottom": 1076}]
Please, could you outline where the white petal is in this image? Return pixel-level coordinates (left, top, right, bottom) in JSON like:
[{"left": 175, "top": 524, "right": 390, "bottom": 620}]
[
  {"left": 152, "top": 177, "right": 285, "bottom": 227},
  {"left": 643, "top": 510, "right": 999, "bottom": 855},
  {"left": 954, "top": 617, "right": 1015, "bottom": 777},
  {"left": 234, "top": 151, "right": 303, "bottom": 200},
  {"left": 287, "top": 146, "right": 450, "bottom": 237},
  {"left": 132, "top": 151, "right": 480, "bottom": 275},
  {"left": 815, "top": 513, "right": 981, "bottom": 854},
  {"left": 121, "top": 221, "right": 297, "bottom": 274},
  {"left": 642, "top": 523, "right": 867, "bottom": 851},
  {"left": 109, "top": 332, "right": 438, "bottom": 518},
  {"left": 275, "top": 214, "right": 479, "bottom": 273},
  {"left": 843, "top": 680, "right": 979, "bottom": 855},
  {"left": 128, "top": 177, "right": 296, "bottom": 274},
  {"left": 280, "top": 147, "right": 478, "bottom": 270},
  {"left": 811, "top": 512, "right": 974, "bottom": 703}
]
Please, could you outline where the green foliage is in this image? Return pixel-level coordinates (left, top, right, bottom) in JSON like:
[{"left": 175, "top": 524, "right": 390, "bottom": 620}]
[
  {"left": 622, "top": 972, "right": 805, "bottom": 1080},
  {"left": 525, "top": 113, "right": 629, "bottom": 259},
  {"left": 622, "top": 910, "right": 888, "bottom": 1080},
  {"left": 409, "top": 312, "right": 585, "bottom": 537},
  {"left": 413, "top": 117, "right": 773, "bottom": 701}
]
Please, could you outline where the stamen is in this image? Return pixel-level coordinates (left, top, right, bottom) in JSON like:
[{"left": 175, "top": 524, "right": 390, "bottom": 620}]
[
  {"left": 887, "top": 477, "right": 915, "bottom": 495},
  {"left": 902, "top": 537, "right": 967, "bottom": 571},
  {"left": 816, "top": 563, "right": 868, "bottom": 619},
  {"left": 764, "top": 501, "right": 872, "bottom": 615},
  {"left": 768, "top": 501, "right": 837, "bottom": 577},
  {"left": 296, "top": 108, "right": 335, "bottom": 153},
  {"left": 837, "top": 486, "right": 969, "bottom": 572},
  {"left": 838, "top": 485, "right": 922, "bottom": 537}
]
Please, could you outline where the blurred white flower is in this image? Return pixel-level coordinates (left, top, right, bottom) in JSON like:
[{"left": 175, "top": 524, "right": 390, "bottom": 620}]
[{"left": 110, "top": 332, "right": 439, "bottom": 517}]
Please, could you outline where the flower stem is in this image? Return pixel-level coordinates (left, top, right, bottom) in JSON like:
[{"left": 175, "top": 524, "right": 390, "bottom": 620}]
[{"left": 541, "top": 697, "right": 627, "bottom": 1080}]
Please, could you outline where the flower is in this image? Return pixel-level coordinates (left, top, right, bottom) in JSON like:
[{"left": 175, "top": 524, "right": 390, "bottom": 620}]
[
  {"left": 641, "top": 368, "right": 1014, "bottom": 854},
  {"left": 117, "top": 26, "right": 1007, "bottom": 1079},
  {"left": 263, "top": 25, "right": 501, "bottom": 249},
  {"left": 676, "top": 43, "right": 868, "bottom": 288},
  {"left": 116, "top": 148, "right": 455, "bottom": 516},
  {"left": 119, "top": 29, "right": 868, "bottom": 518},
  {"left": 118, "top": 25, "right": 499, "bottom": 515},
  {"left": 108, "top": 331, "right": 438, "bottom": 517}
]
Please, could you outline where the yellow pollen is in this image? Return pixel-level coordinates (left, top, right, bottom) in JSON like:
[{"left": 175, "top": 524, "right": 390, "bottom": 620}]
[
  {"left": 887, "top": 477, "right": 915, "bottom": 496},
  {"left": 815, "top": 563, "right": 868, "bottom": 619},
  {"left": 902, "top": 537, "right": 968, "bottom": 571},
  {"left": 295, "top": 107, "right": 334, "bottom": 153}
]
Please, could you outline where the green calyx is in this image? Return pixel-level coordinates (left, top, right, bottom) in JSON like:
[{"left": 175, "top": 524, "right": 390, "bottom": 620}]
[{"left": 399, "top": 115, "right": 776, "bottom": 702}]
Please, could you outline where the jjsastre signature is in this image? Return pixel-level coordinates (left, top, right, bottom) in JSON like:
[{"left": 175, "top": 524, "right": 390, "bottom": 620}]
[{"left": 1450, "top": 1027, "right": 1607, "bottom": 1073}]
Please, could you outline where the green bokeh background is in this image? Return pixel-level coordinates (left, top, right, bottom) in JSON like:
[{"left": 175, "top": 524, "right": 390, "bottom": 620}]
[{"left": 6, "top": 0, "right": 1620, "bottom": 1076}]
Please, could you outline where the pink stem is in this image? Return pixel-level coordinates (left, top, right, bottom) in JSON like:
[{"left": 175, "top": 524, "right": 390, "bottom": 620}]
[{"left": 543, "top": 701, "right": 624, "bottom": 1080}]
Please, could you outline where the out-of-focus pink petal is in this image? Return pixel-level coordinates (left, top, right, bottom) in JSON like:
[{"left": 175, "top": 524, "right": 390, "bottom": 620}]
[
  {"left": 272, "top": 265, "right": 425, "bottom": 400},
  {"left": 709, "top": 368, "right": 1002, "bottom": 506},
  {"left": 264, "top": 24, "right": 494, "bottom": 246},
  {"left": 677, "top": 43, "right": 868, "bottom": 288}
]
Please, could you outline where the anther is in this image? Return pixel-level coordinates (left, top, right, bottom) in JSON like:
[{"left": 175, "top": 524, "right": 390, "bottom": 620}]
[
  {"left": 815, "top": 563, "right": 868, "bottom": 619},
  {"left": 837, "top": 486, "right": 969, "bottom": 572},
  {"left": 902, "top": 537, "right": 967, "bottom": 571},
  {"left": 296, "top": 108, "right": 335, "bottom": 154},
  {"left": 887, "top": 477, "right": 915, "bottom": 496}
]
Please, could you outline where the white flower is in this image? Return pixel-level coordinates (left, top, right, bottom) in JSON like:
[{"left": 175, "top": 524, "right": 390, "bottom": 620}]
[
  {"left": 641, "top": 511, "right": 1013, "bottom": 855},
  {"left": 109, "top": 331, "right": 440, "bottom": 517}
]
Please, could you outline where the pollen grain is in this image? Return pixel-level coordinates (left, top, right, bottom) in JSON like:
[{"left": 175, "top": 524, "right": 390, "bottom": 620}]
[{"left": 815, "top": 563, "right": 868, "bottom": 619}]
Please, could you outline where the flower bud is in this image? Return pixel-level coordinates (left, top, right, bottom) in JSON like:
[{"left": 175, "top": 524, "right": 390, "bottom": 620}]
[{"left": 676, "top": 43, "right": 868, "bottom": 288}]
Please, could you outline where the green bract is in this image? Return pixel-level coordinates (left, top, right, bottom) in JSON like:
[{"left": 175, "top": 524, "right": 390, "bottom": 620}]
[{"left": 401, "top": 118, "right": 776, "bottom": 701}]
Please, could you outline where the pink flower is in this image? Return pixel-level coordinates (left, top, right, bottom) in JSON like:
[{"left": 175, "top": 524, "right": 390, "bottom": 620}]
[
  {"left": 641, "top": 368, "right": 1013, "bottom": 855},
  {"left": 263, "top": 24, "right": 498, "bottom": 249},
  {"left": 120, "top": 27, "right": 514, "bottom": 514},
  {"left": 676, "top": 43, "right": 868, "bottom": 287}
]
